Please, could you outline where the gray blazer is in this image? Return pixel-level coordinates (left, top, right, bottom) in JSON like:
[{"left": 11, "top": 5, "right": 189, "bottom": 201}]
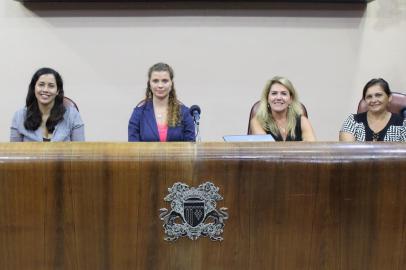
[{"left": 10, "top": 106, "right": 85, "bottom": 142}]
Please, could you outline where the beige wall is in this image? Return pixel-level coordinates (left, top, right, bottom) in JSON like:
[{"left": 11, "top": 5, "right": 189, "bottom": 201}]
[{"left": 1, "top": 0, "right": 405, "bottom": 142}]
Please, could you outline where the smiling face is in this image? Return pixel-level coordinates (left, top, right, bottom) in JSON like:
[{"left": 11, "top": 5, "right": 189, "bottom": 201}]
[
  {"left": 364, "top": 84, "right": 391, "bottom": 114},
  {"left": 34, "top": 74, "right": 59, "bottom": 107},
  {"left": 149, "top": 71, "right": 173, "bottom": 100},
  {"left": 267, "top": 82, "right": 292, "bottom": 113}
]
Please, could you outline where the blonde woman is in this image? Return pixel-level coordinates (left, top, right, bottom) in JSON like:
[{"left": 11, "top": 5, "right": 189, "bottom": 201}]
[{"left": 250, "top": 76, "right": 316, "bottom": 141}]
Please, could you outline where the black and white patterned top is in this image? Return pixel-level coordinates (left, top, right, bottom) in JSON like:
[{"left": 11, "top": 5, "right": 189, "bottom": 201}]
[{"left": 340, "top": 112, "right": 406, "bottom": 142}]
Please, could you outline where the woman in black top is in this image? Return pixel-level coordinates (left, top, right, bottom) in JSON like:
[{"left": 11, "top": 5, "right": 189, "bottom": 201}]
[
  {"left": 250, "top": 76, "right": 316, "bottom": 141},
  {"left": 340, "top": 78, "right": 406, "bottom": 142}
]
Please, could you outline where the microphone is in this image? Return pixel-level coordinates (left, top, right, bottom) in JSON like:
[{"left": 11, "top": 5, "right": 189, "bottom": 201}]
[
  {"left": 401, "top": 107, "right": 406, "bottom": 118},
  {"left": 189, "top": 105, "right": 201, "bottom": 124}
]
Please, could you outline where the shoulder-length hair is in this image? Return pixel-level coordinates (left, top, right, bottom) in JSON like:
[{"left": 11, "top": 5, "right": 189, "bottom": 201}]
[
  {"left": 255, "top": 76, "right": 303, "bottom": 139},
  {"left": 24, "top": 67, "right": 66, "bottom": 132},
  {"left": 145, "top": 62, "right": 181, "bottom": 127}
]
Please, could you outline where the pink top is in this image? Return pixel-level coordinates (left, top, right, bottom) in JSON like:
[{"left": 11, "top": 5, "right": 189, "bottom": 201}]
[{"left": 157, "top": 123, "right": 168, "bottom": 142}]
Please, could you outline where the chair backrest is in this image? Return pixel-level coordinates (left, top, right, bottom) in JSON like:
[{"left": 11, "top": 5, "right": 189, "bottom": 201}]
[
  {"left": 357, "top": 92, "right": 406, "bottom": 116},
  {"left": 247, "top": 101, "right": 308, "bottom": 134},
  {"left": 63, "top": 96, "right": 79, "bottom": 111}
]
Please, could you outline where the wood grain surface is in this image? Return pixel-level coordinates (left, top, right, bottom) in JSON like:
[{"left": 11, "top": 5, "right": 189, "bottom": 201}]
[{"left": 0, "top": 142, "right": 405, "bottom": 270}]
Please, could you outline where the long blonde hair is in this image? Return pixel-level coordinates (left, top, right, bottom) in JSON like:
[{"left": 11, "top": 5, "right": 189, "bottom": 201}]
[
  {"left": 145, "top": 62, "right": 181, "bottom": 127},
  {"left": 255, "top": 76, "right": 303, "bottom": 139}
]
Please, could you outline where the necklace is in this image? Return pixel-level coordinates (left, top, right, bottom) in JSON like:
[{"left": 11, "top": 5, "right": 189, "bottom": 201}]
[
  {"left": 276, "top": 122, "right": 287, "bottom": 134},
  {"left": 155, "top": 110, "right": 165, "bottom": 119},
  {"left": 154, "top": 105, "right": 167, "bottom": 120}
]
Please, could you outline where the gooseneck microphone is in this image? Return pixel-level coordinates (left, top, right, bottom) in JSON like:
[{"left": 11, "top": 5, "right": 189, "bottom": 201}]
[
  {"left": 189, "top": 105, "right": 201, "bottom": 142},
  {"left": 189, "top": 105, "right": 201, "bottom": 125}
]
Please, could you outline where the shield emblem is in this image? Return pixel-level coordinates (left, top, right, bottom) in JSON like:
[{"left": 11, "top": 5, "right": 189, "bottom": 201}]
[{"left": 183, "top": 197, "right": 205, "bottom": 227}]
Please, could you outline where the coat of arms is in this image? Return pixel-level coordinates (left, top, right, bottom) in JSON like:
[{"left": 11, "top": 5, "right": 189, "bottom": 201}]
[{"left": 159, "top": 182, "right": 228, "bottom": 241}]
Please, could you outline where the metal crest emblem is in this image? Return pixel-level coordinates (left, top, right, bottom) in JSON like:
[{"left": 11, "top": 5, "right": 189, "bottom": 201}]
[{"left": 159, "top": 182, "right": 228, "bottom": 241}]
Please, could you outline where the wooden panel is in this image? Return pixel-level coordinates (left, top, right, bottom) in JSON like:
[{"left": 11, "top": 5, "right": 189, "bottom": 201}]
[
  {"left": 0, "top": 142, "right": 405, "bottom": 270},
  {"left": 16, "top": 0, "right": 374, "bottom": 3}
]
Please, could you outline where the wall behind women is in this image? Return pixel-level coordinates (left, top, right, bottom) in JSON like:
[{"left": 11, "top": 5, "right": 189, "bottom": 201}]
[{"left": 0, "top": 0, "right": 405, "bottom": 142}]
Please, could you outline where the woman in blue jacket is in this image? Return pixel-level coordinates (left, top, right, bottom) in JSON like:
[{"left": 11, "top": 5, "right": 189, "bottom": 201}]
[{"left": 128, "top": 63, "right": 195, "bottom": 142}]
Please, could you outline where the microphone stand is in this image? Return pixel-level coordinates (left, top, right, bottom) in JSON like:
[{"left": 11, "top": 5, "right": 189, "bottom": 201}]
[
  {"left": 190, "top": 105, "right": 202, "bottom": 142},
  {"left": 194, "top": 116, "right": 201, "bottom": 142}
]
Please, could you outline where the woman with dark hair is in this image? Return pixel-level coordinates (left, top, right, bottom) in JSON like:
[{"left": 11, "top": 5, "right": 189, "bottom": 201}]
[
  {"left": 340, "top": 78, "right": 406, "bottom": 141},
  {"left": 250, "top": 76, "right": 316, "bottom": 141},
  {"left": 10, "top": 67, "right": 84, "bottom": 142},
  {"left": 128, "top": 62, "right": 195, "bottom": 142}
]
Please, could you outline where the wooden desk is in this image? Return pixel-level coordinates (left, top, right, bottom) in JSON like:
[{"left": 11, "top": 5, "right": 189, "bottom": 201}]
[{"left": 0, "top": 142, "right": 405, "bottom": 270}]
